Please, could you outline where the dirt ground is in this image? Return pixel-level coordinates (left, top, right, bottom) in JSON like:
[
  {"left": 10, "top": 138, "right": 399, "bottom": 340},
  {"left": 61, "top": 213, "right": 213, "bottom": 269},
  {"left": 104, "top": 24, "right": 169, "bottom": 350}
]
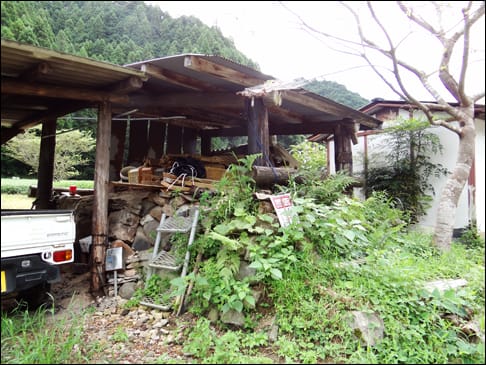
[{"left": 2, "top": 263, "right": 283, "bottom": 363}]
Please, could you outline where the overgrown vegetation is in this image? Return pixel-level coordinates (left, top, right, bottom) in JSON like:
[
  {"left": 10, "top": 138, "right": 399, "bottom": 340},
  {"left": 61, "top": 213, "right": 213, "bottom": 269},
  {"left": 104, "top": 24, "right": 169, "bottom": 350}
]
[
  {"left": 1, "top": 303, "right": 101, "bottom": 364},
  {"left": 364, "top": 118, "right": 449, "bottom": 223},
  {"left": 3, "top": 127, "right": 96, "bottom": 181},
  {"left": 1, "top": 152, "right": 484, "bottom": 363},
  {"left": 155, "top": 153, "right": 483, "bottom": 363}
]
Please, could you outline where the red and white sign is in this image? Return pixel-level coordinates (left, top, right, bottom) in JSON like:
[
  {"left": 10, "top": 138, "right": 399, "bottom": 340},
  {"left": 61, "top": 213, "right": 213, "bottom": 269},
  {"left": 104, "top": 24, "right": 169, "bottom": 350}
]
[{"left": 270, "top": 193, "right": 295, "bottom": 227}]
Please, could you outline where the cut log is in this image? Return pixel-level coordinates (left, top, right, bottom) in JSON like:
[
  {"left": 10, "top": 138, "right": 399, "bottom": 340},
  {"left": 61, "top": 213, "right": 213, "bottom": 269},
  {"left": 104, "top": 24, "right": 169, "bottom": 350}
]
[{"left": 251, "top": 166, "right": 300, "bottom": 187}]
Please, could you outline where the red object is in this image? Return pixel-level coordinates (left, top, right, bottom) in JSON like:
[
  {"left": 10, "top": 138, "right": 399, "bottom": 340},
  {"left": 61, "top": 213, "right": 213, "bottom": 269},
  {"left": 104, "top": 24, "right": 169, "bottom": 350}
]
[
  {"left": 53, "top": 249, "right": 73, "bottom": 263},
  {"left": 69, "top": 185, "right": 77, "bottom": 195}
]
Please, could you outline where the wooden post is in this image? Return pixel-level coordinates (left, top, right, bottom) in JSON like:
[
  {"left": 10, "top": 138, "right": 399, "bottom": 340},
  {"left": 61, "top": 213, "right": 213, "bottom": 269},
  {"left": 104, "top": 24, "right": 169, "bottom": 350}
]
[
  {"left": 127, "top": 119, "right": 148, "bottom": 165},
  {"left": 36, "top": 119, "right": 56, "bottom": 209},
  {"left": 246, "top": 98, "right": 270, "bottom": 166},
  {"left": 166, "top": 125, "right": 183, "bottom": 154},
  {"left": 147, "top": 121, "right": 166, "bottom": 159},
  {"left": 183, "top": 127, "right": 198, "bottom": 155},
  {"left": 91, "top": 101, "right": 111, "bottom": 295},
  {"left": 109, "top": 120, "right": 127, "bottom": 181},
  {"left": 334, "top": 124, "right": 353, "bottom": 174},
  {"left": 201, "top": 135, "right": 211, "bottom": 155}
]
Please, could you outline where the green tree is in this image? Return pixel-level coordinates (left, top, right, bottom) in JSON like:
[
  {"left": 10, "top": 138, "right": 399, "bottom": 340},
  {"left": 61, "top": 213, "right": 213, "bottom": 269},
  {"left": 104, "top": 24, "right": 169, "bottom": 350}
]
[
  {"left": 364, "top": 118, "right": 449, "bottom": 223},
  {"left": 3, "top": 127, "right": 96, "bottom": 180}
]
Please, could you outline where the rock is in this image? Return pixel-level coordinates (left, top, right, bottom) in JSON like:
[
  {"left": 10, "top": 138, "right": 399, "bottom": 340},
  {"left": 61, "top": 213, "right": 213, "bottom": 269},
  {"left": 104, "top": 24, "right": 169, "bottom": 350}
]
[
  {"left": 207, "top": 308, "right": 219, "bottom": 323},
  {"left": 149, "top": 205, "right": 164, "bottom": 221},
  {"left": 142, "top": 216, "right": 160, "bottom": 244},
  {"left": 347, "top": 310, "right": 384, "bottom": 347},
  {"left": 141, "top": 198, "right": 157, "bottom": 216},
  {"left": 109, "top": 210, "right": 140, "bottom": 242},
  {"left": 268, "top": 318, "right": 279, "bottom": 343},
  {"left": 132, "top": 226, "right": 152, "bottom": 251},
  {"left": 423, "top": 278, "right": 467, "bottom": 293},
  {"left": 111, "top": 239, "right": 136, "bottom": 258},
  {"left": 236, "top": 261, "right": 257, "bottom": 282},
  {"left": 221, "top": 309, "right": 245, "bottom": 327}
]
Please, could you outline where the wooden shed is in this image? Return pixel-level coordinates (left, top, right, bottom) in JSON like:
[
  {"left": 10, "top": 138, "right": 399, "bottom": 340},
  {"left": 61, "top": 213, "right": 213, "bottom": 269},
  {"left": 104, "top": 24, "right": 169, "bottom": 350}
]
[{"left": 1, "top": 39, "right": 383, "bottom": 292}]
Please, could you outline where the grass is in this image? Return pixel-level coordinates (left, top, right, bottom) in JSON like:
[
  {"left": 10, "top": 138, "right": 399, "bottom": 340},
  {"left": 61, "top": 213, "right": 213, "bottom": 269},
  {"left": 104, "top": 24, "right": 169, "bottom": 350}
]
[
  {"left": 1, "top": 302, "right": 101, "bottom": 364},
  {"left": 1, "top": 194, "right": 35, "bottom": 209},
  {"left": 1, "top": 178, "right": 93, "bottom": 195},
  {"left": 1, "top": 178, "right": 93, "bottom": 209}
]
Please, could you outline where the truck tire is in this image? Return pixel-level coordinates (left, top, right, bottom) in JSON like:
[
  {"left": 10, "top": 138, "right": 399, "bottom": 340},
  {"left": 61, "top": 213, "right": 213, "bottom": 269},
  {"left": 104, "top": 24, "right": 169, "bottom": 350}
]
[{"left": 17, "top": 282, "right": 52, "bottom": 310}]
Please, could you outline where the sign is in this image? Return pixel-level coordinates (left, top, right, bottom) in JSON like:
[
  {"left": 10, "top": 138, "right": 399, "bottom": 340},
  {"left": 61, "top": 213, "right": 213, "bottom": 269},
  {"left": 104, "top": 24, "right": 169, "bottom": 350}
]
[
  {"left": 270, "top": 193, "right": 295, "bottom": 227},
  {"left": 105, "top": 247, "right": 123, "bottom": 271}
]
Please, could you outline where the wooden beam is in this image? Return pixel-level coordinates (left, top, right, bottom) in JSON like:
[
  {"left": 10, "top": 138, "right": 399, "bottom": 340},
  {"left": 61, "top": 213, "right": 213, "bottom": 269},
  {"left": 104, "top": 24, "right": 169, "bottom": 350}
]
[
  {"left": 107, "top": 76, "right": 144, "bottom": 95},
  {"left": 183, "top": 127, "right": 198, "bottom": 154},
  {"left": 140, "top": 91, "right": 245, "bottom": 110},
  {"left": 1, "top": 126, "right": 23, "bottom": 144},
  {"left": 270, "top": 122, "right": 336, "bottom": 136},
  {"left": 266, "top": 104, "right": 303, "bottom": 124},
  {"left": 246, "top": 98, "right": 270, "bottom": 166},
  {"left": 109, "top": 120, "right": 127, "bottom": 181},
  {"left": 19, "top": 62, "right": 51, "bottom": 82},
  {"left": 184, "top": 55, "right": 267, "bottom": 87},
  {"left": 2, "top": 79, "right": 129, "bottom": 104},
  {"left": 166, "top": 125, "right": 183, "bottom": 154},
  {"left": 91, "top": 101, "right": 112, "bottom": 295},
  {"left": 12, "top": 101, "right": 91, "bottom": 130},
  {"left": 147, "top": 120, "right": 166, "bottom": 158},
  {"left": 35, "top": 119, "right": 56, "bottom": 209},
  {"left": 201, "top": 135, "right": 211, "bottom": 155},
  {"left": 127, "top": 119, "right": 148, "bottom": 164},
  {"left": 201, "top": 122, "right": 337, "bottom": 137},
  {"left": 141, "top": 63, "right": 225, "bottom": 91},
  {"left": 334, "top": 124, "right": 353, "bottom": 174},
  {"left": 278, "top": 90, "right": 380, "bottom": 129}
]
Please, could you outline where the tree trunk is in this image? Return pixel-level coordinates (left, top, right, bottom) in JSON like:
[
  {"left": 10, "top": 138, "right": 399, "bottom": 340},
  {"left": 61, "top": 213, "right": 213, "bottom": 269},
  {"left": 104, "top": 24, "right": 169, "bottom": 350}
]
[{"left": 433, "top": 112, "right": 475, "bottom": 251}]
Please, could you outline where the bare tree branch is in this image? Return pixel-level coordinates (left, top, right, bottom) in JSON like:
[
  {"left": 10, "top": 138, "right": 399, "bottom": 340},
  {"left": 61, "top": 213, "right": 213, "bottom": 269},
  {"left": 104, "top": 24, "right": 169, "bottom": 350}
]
[
  {"left": 430, "top": 118, "right": 463, "bottom": 134},
  {"left": 472, "top": 91, "right": 485, "bottom": 102}
]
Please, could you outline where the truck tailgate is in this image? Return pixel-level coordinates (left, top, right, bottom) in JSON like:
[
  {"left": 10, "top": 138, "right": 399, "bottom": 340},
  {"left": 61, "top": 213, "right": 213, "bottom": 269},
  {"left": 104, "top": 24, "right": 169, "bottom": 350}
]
[{"left": 1, "top": 210, "right": 76, "bottom": 259}]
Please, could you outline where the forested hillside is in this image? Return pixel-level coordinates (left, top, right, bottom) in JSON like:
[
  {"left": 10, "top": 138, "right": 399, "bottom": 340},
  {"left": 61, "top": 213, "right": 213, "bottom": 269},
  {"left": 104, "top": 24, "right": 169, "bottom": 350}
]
[{"left": 1, "top": 1, "right": 258, "bottom": 68}]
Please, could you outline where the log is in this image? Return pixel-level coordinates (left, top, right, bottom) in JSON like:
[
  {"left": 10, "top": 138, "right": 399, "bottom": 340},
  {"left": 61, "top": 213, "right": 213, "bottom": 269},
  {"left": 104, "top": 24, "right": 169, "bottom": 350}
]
[{"left": 251, "top": 166, "right": 300, "bottom": 187}]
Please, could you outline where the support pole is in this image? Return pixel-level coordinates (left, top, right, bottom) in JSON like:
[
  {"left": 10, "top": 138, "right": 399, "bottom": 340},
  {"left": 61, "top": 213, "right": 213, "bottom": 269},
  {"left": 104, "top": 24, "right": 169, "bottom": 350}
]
[
  {"left": 91, "top": 101, "right": 112, "bottom": 295},
  {"left": 36, "top": 119, "right": 56, "bottom": 209}
]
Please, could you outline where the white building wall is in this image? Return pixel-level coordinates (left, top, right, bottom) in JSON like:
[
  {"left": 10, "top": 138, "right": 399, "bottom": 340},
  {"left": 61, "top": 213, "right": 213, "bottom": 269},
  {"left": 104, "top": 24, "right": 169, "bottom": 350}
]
[
  {"left": 338, "top": 108, "right": 484, "bottom": 236},
  {"left": 475, "top": 119, "right": 485, "bottom": 236}
]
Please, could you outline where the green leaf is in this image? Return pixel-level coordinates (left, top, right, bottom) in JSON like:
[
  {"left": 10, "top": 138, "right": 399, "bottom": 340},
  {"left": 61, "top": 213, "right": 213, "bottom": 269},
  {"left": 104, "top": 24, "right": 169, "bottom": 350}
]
[
  {"left": 232, "top": 300, "right": 243, "bottom": 312},
  {"left": 249, "top": 261, "right": 263, "bottom": 270},
  {"left": 343, "top": 230, "right": 356, "bottom": 241},
  {"left": 208, "top": 231, "right": 240, "bottom": 250},
  {"left": 270, "top": 268, "right": 283, "bottom": 280},
  {"left": 214, "top": 223, "right": 231, "bottom": 235},
  {"left": 244, "top": 295, "right": 256, "bottom": 308}
]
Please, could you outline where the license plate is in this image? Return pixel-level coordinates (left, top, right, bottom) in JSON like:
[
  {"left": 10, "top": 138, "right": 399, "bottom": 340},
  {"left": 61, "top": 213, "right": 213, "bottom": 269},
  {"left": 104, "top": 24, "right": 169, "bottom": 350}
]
[{"left": 1, "top": 270, "right": 6, "bottom": 293}]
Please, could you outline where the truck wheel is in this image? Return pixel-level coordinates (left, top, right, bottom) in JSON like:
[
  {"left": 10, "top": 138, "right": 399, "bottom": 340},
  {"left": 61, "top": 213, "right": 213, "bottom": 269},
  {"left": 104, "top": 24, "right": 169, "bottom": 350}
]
[{"left": 17, "top": 283, "right": 52, "bottom": 310}]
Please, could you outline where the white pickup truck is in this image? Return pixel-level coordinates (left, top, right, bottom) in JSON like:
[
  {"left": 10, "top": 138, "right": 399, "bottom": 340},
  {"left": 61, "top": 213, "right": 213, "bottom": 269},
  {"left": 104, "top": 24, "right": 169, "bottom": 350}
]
[{"left": 1, "top": 209, "right": 76, "bottom": 307}]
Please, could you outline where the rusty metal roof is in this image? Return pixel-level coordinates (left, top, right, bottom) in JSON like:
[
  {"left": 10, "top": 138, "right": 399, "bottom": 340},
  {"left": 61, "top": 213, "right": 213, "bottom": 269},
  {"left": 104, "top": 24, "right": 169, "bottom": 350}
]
[{"left": 2, "top": 39, "right": 382, "bottom": 145}]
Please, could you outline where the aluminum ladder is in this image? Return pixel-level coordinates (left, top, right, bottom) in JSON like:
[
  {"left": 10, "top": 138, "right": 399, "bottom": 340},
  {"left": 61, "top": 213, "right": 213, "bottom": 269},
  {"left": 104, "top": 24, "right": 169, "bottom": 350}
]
[{"left": 140, "top": 205, "right": 199, "bottom": 310}]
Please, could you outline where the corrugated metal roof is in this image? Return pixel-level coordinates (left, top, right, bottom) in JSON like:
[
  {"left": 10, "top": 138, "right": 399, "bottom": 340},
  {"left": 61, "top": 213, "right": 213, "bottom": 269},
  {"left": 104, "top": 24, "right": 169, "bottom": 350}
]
[{"left": 2, "top": 39, "right": 145, "bottom": 88}]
